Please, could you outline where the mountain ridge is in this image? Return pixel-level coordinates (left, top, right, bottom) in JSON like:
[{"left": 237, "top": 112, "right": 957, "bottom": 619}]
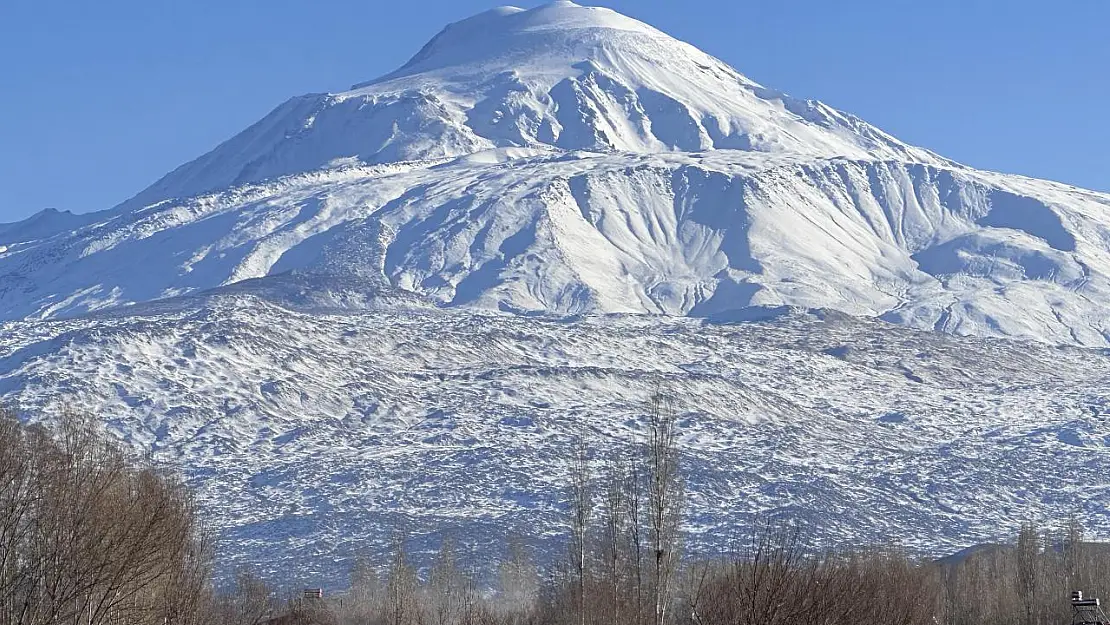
[{"left": 3, "top": 146, "right": 1109, "bottom": 344}]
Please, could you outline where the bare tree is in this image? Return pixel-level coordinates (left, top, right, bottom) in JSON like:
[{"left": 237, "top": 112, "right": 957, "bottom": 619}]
[
  {"left": 0, "top": 408, "right": 213, "bottom": 625},
  {"left": 1015, "top": 522, "right": 1043, "bottom": 625},
  {"left": 567, "top": 437, "right": 593, "bottom": 625},
  {"left": 599, "top": 453, "right": 629, "bottom": 625},
  {"left": 214, "top": 568, "right": 276, "bottom": 625},
  {"left": 427, "top": 536, "right": 482, "bottom": 625},
  {"left": 386, "top": 531, "right": 418, "bottom": 625},
  {"left": 1061, "top": 514, "right": 1085, "bottom": 592},
  {"left": 0, "top": 413, "right": 41, "bottom": 625},
  {"left": 496, "top": 537, "right": 539, "bottom": 625},
  {"left": 625, "top": 452, "right": 645, "bottom": 625},
  {"left": 341, "top": 554, "right": 383, "bottom": 625},
  {"left": 644, "top": 393, "right": 682, "bottom": 625}
]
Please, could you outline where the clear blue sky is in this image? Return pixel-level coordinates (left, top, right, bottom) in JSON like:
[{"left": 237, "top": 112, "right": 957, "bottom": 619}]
[{"left": 1, "top": 1, "right": 1107, "bottom": 222}]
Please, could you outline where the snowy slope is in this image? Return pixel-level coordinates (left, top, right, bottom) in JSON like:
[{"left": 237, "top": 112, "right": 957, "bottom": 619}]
[
  {"left": 3, "top": 295, "right": 1110, "bottom": 582},
  {"left": 3, "top": 150, "right": 1110, "bottom": 344}
]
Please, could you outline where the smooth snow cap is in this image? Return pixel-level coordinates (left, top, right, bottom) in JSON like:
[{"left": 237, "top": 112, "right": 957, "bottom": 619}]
[
  {"left": 357, "top": 0, "right": 667, "bottom": 86},
  {"left": 111, "top": 0, "right": 949, "bottom": 211}
]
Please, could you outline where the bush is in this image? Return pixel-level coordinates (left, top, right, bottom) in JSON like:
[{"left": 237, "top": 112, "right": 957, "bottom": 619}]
[{"left": 0, "top": 408, "right": 212, "bottom": 625}]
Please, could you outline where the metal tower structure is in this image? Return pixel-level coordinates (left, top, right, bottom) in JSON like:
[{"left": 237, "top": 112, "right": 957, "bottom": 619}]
[{"left": 1072, "top": 591, "right": 1110, "bottom": 625}]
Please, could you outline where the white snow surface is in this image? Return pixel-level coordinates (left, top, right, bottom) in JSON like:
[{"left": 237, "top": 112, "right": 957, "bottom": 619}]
[
  {"left": 3, "top": 0, "right": 1110, "bottom": 585},
  {"left": 3, "top": 149, "right": 1110, "bottom": 345},
  {"left": 117, "top": 1, "right": 945, "bottom": 211},
  {"left": 2, "top": 1, "right": 1110, "bottom": 345},
  {"left": 2, "top": 295, "right": 1110, "bottom": 583}
]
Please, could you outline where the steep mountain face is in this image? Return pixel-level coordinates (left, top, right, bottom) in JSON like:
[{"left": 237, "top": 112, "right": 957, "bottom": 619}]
[
  {"left": 3, "top": 149, "right": 1110, "bottom": 344},
  {"left": 121, "top": 1, "right": 944, "bottom": 209}
]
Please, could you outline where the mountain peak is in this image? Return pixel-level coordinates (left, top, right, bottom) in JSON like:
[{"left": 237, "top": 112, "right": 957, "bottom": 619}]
[
  {"left": 116, "top": 2, "right": 944, "bottom": 213},
  {"left": 360, "top": 0, "right": 671, "bottom": 87}
]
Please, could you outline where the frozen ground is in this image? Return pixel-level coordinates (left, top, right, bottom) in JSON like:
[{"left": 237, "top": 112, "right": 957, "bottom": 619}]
[{"left": 2, "top": 292, "right": 1109, "bottom": 583}]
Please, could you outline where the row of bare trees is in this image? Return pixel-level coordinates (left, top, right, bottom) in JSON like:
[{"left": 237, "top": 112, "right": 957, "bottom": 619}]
[
  {"left": 311, "top": 392, "right": 1110, "bottom": 625},
  {"left": 315, "top": 516, "right": 1110, "bottom": 625},
  {"left": 563, "top": 392, "right": 683, "bottom": 625},
  {"left": 940, "top": 518, "right": 1110, "bottom": 625},
  {"left": 0, "top": 408, "right": 314, "bottom": 625},
  {"left": 688, "top": 523, "right": 937, "bottom": 625}
]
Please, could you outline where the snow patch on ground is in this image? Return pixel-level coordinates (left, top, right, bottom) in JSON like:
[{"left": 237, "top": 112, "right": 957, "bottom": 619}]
[{"left": 3, "top": 298, "right": 1110, "bottom": 583}]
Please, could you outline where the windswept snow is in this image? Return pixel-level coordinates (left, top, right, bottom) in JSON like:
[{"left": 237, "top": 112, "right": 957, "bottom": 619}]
[
  {"left": 3, "top": 150, "right": 1110, "bottom": 344},
  {"left": 2, "top": 297, "right": 1110, "bottom": 582},
  {"left": 3, "top": 3, "right": 1109, "bottom": 344},
  {"left": 113, "top": 1, "right": 945, "bottom": 211}
]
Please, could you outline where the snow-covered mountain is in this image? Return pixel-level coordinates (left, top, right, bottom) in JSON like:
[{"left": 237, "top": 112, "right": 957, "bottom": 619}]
[{"left": 4, "top": 0, "right": 1110, "bottom": 583}]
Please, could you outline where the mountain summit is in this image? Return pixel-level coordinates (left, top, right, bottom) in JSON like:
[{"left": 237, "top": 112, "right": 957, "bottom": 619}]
[
  {"left": 123, "top": 0, "right": 943, "bottom": 209},
  {"left": 2, "top": 2, "right": 1110, "bottom": 345}
]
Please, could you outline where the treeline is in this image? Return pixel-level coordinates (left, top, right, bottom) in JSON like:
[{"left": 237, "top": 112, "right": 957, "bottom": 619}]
[
  {"left": 219, "top": 517, "right": 1110, "bottom": 625},
  {"left": 4, "top": 402, "right": 1110, "bottom": 625},
  {"left": 939, "top": 519, "right": 1110, "bottom": 625}
]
